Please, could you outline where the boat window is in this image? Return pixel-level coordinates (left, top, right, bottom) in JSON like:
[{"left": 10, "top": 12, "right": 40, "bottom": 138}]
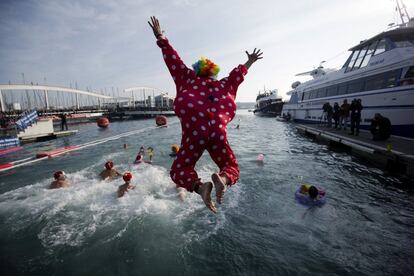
[
  {"left": 316, "top": 88, "right": 327, "bottom": 98},
  {"left": 310, "top": 90, "right": 317, "bottom": 99},
  {"left": 345, "top": 50, "right": 359, "bottom": 73},
  {"left": 385, "top": 69, "right": 402, "bottom": 88},
  {"left": 303, "top": 92, "right": 310, "bottom": 100},
  {"left": 373, "top": 39, "right": 386, "bottom": 56},
  {"left": 392, "top": 33, "right": 414, "bottom": 48},
  {"left": 347, "top": 79, "right": 365, "bottom": 94},
  {"left": 394, "top": 40, "right": 414, "bottom": 48},
  {"left": 400, "top": 66, "right": 414, "bottom": 86},
  {"left": 352, "top": 46, "right": 369, "bottom": 70},
  {"left": 326, "top": 85, "right": 338, "bottom": 97},
  {"left": 337, "top": 83, "right": 348, "bottom": 95},
  {"left": 359, "top": 42, "right": 377, "bottom": 68},
  {"left": 365, "top": 73, "right": 385, "bottom": 91}
]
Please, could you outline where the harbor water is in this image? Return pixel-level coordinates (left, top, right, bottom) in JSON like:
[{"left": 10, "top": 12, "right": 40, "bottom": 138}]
[{"left": 0, "top": 110, "right": 413, "bottom": 275}]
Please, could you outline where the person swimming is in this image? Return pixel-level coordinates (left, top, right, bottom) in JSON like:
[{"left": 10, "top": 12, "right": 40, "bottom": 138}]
[
  {"left": 49, "top": 171, "right": 71, "bottom": 189},
  {"left": 169, "top": 144, "right": 180, "bottom": 157},
  {"left": 139, "top": 146, "right": 145, "bottom": 156},
  {"left": 99, "top": 161, "right": 122, "bottom": 180},
  {"left": 117, "top": 172, "right": 136, "bottom": 198},
  {"left": 134, "top": 153, "right": 144, "bottom": 164},
  {"left": 147, "top": 147, "right": 154, "bottom": 162},
  {"left": 300, "top": 184, "right": 319, "bottom": 200}
]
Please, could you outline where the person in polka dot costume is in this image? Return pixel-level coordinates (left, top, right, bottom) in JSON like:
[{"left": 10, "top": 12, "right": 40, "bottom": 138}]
[{"left": 149, "top": 16, "right": 263, "bottom": 213}]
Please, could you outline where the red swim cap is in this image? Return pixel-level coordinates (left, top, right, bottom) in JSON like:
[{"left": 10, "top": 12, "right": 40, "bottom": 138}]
[
  {"left": 54, "top": 170, "right": 65, "bottom": 180},
  {"left": 123, "top": 172, "right": 133, "bottom": 182},
  {"left": 105, "top": 161, "right": 114, "bottom": 170}
]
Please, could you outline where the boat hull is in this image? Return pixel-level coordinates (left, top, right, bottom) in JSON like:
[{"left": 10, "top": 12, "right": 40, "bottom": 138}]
[{"left": 254, "top": 102, "right": 284, "bottom": 117}]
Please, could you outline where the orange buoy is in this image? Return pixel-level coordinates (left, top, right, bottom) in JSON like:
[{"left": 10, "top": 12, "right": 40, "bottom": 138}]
[
  {"left": 155, "top": 115, "right": 167, "bottom": 126},
  {"left": 97, "top": 117, "right": 110, "bottom": 128}
]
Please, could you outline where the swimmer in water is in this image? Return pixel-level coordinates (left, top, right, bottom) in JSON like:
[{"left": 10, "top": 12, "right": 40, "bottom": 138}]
[
  {"left": 117, "top": 172, "right": 136, "bottom": 198},
  {"left": 99, "top": 160, "right": 122, "bottom": 180},
  {"left": 147, "top": 147, "right": 154, "bottom": 162},
  {"left": 300, "top": 184, "right": 319, "bottom": 200},
  {"left": 134, "top": 154, "right": 144, "bottom": 164},
  {"left": 170, "top": 144, "right": 180, "bottom": 157},
  {"left": 139, "top": 146, "right": 145, "bottom": 156},
  {"left": 49, "top": 171, "right": 71, "bottom": 189}
]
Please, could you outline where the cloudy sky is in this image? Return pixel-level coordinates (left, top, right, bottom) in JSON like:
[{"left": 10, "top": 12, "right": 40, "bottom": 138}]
[{"left": 0, "top": 0, "right": 412, "bottom": 102}]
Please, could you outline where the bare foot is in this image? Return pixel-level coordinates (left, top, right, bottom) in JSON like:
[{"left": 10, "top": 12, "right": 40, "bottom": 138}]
[
  {"left": 196, "top": 182, "right": 216, "bottom": 213},
  {"left": 177, "top": 187, "right": 186, "bottom": 202},
  {"left": 212, "top": 173, "right": 227, "bottom": 204}
]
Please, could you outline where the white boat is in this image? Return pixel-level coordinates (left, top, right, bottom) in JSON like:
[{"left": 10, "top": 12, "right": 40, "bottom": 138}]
[
  {"left": 282, "top": 1, "right": 414, "bottom": 138},
  {"left": 253, "top": 89, "right": 284, "bottom": 117}
]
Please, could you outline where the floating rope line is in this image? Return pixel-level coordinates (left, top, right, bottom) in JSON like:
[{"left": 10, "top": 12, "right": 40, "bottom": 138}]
[{"left": 0, "top": 120, "right": 178, "bottom": 173}]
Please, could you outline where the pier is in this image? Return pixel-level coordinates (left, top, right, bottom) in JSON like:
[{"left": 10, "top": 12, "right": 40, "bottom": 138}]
[{"left": 296, "top": 124, "right": 414, "bottom": 178}]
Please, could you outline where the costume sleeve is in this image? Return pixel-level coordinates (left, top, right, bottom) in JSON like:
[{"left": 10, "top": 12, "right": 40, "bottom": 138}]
[
  {"left": 157, "top": 38, "right": 194, "bottom": 87},
  {"left": 226, "top": 64, "right": 248, "bottom": 97}
]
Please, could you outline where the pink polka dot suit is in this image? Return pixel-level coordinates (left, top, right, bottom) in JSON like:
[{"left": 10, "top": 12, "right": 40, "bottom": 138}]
[{"left": 157, "top": 38, "right": 248, "bottom": 192}]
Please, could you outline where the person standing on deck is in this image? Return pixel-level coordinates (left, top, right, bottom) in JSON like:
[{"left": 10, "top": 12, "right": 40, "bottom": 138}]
[
  {"left": 148, "top": 16, "right": 263, "bottom": 213},
  {"left": 339, "top": 99, "right": 350, "bottom": 131},
  {"left": 326, "top": 102, "right": 333, "bottom": 128},
  {"left": 60, "top": 113, "right": 68, "bottom": 131},
  {"left": 333, "top": 102, "right": 340, "bottom": 129},
  {"left": 349, "top": 99, "right": 363, "bottom": 136}
]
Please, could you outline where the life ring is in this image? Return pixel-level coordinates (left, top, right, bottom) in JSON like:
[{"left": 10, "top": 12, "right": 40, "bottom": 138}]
[{"left": 295, "top": 188, "right": 326, "bottom": 207}]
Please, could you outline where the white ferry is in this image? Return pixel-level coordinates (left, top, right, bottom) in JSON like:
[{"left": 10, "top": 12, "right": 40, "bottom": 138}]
[{"left": 282, "top": 3, "right": 414, "bottom": 138}]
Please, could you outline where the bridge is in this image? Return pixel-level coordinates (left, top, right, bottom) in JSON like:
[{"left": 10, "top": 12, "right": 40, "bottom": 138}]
[{"left": 0, "top": 84, "right": 173, "bottom": 112}]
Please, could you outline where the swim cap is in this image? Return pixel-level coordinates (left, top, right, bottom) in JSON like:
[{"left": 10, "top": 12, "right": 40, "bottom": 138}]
[
  {"left": 105, "top": 161, "right": 114, "bottom": 170},
  {"left": 171, "top": 144, "right": 180, "bottom": 153},
  {"left": 192, "top": 57, "right": 220, "bottom": 78},
  {"left": 54, "top": 171, "right": 66, "bottom": 180},
  {"left": 123, "top": 172, "right": 133, "bottom": 182}
]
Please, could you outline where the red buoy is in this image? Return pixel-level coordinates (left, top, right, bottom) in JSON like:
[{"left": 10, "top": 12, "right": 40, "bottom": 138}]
[
  {"left": 97, "top": 117, "right": 110, "bottom": 128},
  {"left": 155, "top": 115, "right": 167, "bottom": 127}
]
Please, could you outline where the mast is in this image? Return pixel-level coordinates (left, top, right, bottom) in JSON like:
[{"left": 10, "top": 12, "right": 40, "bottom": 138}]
[{"left": 396, "top": 0, "right": 411, "bottom": 27}]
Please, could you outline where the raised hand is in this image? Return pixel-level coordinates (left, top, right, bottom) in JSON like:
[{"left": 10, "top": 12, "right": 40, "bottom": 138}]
[
  {"left": 244, "top": 48, "right": 263, "bottom": 69},
  {"left": 148, "top": 16, "right": 164, "bottom": 39},
  {"left": 246, "top": 48, "right": 263, "bottom": 63}
]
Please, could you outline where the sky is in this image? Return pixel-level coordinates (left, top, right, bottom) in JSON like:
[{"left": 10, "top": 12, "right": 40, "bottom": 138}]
[{"left": 0, "top": 0, "right": 412, "bottom": 102}]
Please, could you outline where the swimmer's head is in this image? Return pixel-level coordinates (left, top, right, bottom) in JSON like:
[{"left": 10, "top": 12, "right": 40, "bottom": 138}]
[
  {"left": 136, "top": 154, "right": 143, "bottom": 160},
  {"left": 105, "top": 161, "right": 114, "bottom": 170},
  {"left": 171, "top": 144, "right": 180, "bottom": 153},
  {"left": 53, "top": 170, "right": 66, "bottom": 180},
  {"left": 308, "top": 186, "right": 318, "bottom": 199},
  {"left": 192, "top": 57, "right": 220, "bottom": 78},
  {"left": 123, "top": 172, "right": 133, "bottom": 182}
]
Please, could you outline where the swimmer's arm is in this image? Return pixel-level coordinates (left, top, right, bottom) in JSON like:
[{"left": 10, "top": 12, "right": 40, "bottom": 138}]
[
  {"left": 117, "top": 187, "right": 125, "bottom": 198},
  {"left": 115, "top": 170, "right": 122, "bottom": 176}
]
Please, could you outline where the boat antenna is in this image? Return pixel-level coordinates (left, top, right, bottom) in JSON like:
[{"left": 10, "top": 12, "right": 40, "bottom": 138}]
[{"left": 395, "top": 0, "right": 410, "bottom": 26}]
